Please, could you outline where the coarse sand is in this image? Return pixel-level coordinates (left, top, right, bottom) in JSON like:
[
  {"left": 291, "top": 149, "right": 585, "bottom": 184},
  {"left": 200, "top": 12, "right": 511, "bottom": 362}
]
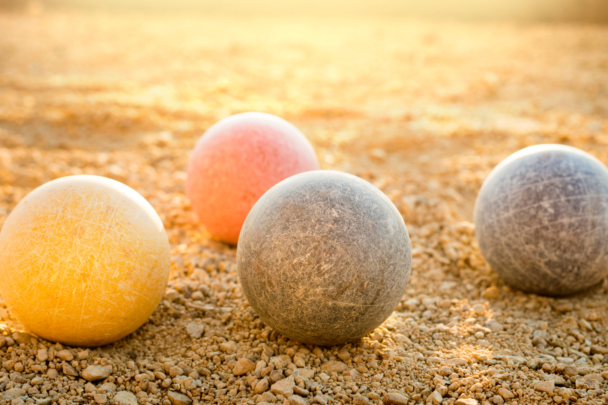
[{"left": 1, "top": 9, "right": 608, "bottom": 405}]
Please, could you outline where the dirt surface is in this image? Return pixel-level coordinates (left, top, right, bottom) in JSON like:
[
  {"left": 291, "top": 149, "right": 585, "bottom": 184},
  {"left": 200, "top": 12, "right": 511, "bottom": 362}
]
[{"left": 1, "top": 9, "right": 608, "bottom": 405}]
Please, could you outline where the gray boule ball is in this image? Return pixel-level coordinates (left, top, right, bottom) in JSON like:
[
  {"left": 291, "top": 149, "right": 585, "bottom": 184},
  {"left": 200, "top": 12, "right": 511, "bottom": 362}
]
[
  {"left": 237, "top": 170, "right": 411, "bottom": 345},
  {"left": 474, "top": 144, "right": 608, "bottom": 296}
]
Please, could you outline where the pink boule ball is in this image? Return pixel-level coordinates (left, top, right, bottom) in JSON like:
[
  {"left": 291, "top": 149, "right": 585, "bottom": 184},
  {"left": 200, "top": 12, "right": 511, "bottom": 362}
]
[{"left": 186, "top": 112, "right": 319, "bottom": 245}]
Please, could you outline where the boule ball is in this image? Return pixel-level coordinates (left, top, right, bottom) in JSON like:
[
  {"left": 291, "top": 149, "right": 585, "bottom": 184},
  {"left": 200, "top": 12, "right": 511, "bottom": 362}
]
[
  {"left": 186, "top": 112, "right": 319, "bottom": 245},
  {"left": 474, "top": 144, "right": 608, "bottom": 296},
  {"left": 237, "top": 170, "right": 412, "bottom": 345},
  {"left": 0, "top": 175, "right": 170, "bottom": 346}
]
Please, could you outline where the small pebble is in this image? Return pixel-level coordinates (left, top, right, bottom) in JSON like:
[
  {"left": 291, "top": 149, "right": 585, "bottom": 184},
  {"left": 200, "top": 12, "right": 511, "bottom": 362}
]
[
  {"left": 535, "top": 380, "right": 554, "bottom": 394},
  {"left": 383, "top": 392, "right": 409, "bottom": 405},
  {"left": 82, "top": 365, "right": 112, "bottom": 381},
  {"left": 167, "top": 391, "right": 191, "bottom": 405},
  {"left": 93, "top": 394, "right": 107, "bottom": 404},
  {"left": 233, "top": 358, "right": 255, "bottom": 376}
]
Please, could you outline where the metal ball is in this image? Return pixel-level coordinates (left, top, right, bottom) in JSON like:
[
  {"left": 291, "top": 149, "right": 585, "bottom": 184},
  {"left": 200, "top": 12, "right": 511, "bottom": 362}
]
[
  {"left": 474, "top": 144, "right": 608, "bottom": 296},
  {"left": 237, "top": 171, "right": 411, "bottom": 345}
]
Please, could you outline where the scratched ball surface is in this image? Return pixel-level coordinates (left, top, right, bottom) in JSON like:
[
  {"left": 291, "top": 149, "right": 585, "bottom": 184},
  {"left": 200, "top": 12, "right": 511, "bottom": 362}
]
[
  {"left": 186, "top": 112, "right": 319, "bottom": 245},
  {"left": 475, "top": 144, "right": 608, "bottom": 296},
  {"left": 0, "top": 175, "right": 170, "bottom": 347},
  {"left": 237, "top": 171, "right": 412, "bottom": 345}
]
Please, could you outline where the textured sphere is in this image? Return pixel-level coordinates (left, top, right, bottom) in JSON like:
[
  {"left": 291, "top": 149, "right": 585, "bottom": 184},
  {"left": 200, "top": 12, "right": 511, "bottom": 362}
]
[
  {"left": 186, "top": 112, "right": 319, "bottom": 245},
  {"left": 237, "top": 171, "right": 411, "bottom": 345},
  {"left": 474, "top": 144, "right": 608, "bottom": 296},
  {"left": 0, "top": 175, "right": 170, "bottom": 347}
]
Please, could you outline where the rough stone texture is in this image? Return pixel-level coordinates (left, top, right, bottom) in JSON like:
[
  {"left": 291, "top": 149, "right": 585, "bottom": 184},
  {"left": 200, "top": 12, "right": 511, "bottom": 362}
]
[
  {"left": 427, "top": 390, "right": 443, "bottom": 404},
  {"left": 474, "top": 144, "right": 608, "bottom": 296},
  {"left": 314, "top": 395, "right": 329, "bottom": 405},
  {"left": 82, "top": 365, "right": 112, "bottom": 381},
  {"left": 497, "top": 388, "right": 514, "bottom": 399},
  {"left": 455, "top": 399, "right": 479, "bottom": 405},
  {"left": 288, "top": 395, "right": 307, "bottom": 405},
  {"left": 320, "top": 361, "right": 347, "bottom": 373},
  {"left": 167, "top": 391, "right": 192, "bottom": 405},
  {"left": 383, "top": 392, "right": 409, "bottom": 405},
  {"left": 254, "top": 378, "right": 270, "bottom": 393},
  {"left": 62, "top": 362, "right": 79, "bottom": 377},
  {"left": 352, "top": 395, "right": 371, "bottom": 405},
  {"left": 232, "top": 358, "right": 255, "bottom": 375},
  {"left": 490, "top": 395, "right": 504, "bottom": 405},
  {"left": 112, "top": 392, "right": 137, "bottom": 405},
  {"left": 94, "top": 394, "right": 108, "bottom": 404},
  {"left": 11, "top": 332, "right": 34, "bottom": 346},
  {"left": 99, "top": 383, "right": 117, "bottom": 393},
  {"left": 12, "top": 398, "right": 25, "bottom": 405},
  {"left": 270, "top": 375, "right": 295, "bottom": 397},
  {"left": 237, "top": 171, "right": 411, "bottom": 345},
  {"left": 296, "top": 369, "right": 315, "bottom": 379},
  {"left": 56, "top": 350, "right": 74, "bottom": 361},
  {"left": 534, "top": 380, "right": 555, "bottom": 394},
  {"left": 185, "top": 321, "right": 205, "bottom": 339},
  {"left": 3, "top": 388, "right": 25, "bottom": 399}
]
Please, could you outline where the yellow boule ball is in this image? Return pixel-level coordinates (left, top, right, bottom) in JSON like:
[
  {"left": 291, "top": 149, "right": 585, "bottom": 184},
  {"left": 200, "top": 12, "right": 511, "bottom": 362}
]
[{"left": 0, "top": 175, "right": 170, "bottom": 347}]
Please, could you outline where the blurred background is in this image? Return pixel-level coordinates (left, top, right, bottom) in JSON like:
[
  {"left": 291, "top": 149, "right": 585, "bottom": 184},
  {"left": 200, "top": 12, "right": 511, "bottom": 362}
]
[
  {"left": 0, "top": 0, "right": 607, "bottom": 234},
  {"left": 1, "top": 0, "right": 608, "bottom": 21}
]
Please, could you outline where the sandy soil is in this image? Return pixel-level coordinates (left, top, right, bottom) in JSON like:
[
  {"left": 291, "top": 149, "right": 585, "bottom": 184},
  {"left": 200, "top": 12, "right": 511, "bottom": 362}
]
[{"left": 1, "top": 9, "right": 608, "bottom": 405}]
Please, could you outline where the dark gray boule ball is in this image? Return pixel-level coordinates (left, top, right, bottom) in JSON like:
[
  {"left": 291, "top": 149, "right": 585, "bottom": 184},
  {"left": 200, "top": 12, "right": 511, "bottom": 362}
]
[
  {"left": 237, "top": 170, "right": 411, "bottom": 345},
  {"left": 474, "top": 144, "right": 608, "bottom": 296}
]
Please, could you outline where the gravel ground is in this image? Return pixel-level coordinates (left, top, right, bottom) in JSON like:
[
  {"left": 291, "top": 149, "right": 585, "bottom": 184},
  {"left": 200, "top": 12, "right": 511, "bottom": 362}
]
[{"left": 1, "top": 9, "right": 608, "bottom": 405}]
